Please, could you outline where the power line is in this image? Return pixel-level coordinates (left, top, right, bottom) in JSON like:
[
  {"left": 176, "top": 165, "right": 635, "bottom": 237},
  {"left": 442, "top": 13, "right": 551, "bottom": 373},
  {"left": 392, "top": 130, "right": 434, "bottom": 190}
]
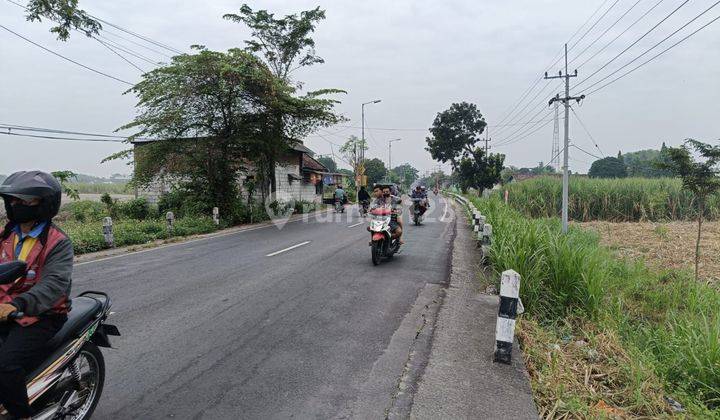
[
  {"left": 0, "top": 131, "right": 125, "bottom": 143},
  {"left": 5, "top": 0, "right": 161, "bottom": 69},
  {"left": 95, "top": 33, "right": 162, "bottom": 66},
  {"left": 94, "top": 36, "right": 146, "bottom": 73},
  {"left": 0, "top": 24, "right": 134, "bottom": 85},
  {"left": 100, "top": 27, "right": 174, "bottom": 59},
  {"left": 494, "top": 113, "right": 557, "bottom": 148},
  {"left": 493, "top": 79, "right": 563, "bottom": 137},
  {"left": 568, "top": 0, "right": 646, "bottom": 67},
  {"left": 571, "top": 144, "right": 603, "bottom": 160},
  {"left": 575, "top": 0, "right": 690, "bottom": 89},
  {"left": 585, "top": 13, "right": 720, "bottom": 96},
  {"left": 567, "top": 0, "right": 623, "bottom": 54},
  {"left": 579, "top": 1, "right": 720, "bottom": 94},
  {"left": 86, "top": 14, "right": 183, "bottom": 55},
  {"left": 492, "top": 0, "right": 614, "bottom": 129},
  {"left": 575, "top": 0, "right": 667, "bottom": 70},
  {"left": 569, "top": 106, "right": 604, "bottom": 157},
  {"left": 0, "top": 123, "right": 137, "bottom": 139}
]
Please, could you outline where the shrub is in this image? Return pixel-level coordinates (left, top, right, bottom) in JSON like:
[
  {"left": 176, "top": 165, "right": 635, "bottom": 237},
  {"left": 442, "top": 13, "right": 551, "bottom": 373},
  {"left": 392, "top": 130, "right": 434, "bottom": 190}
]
[
  {"left": 62, "top": 201, "right": 107, "bottom": 223},
  {"left": 115, "top": 198, "right": 151, "bottom": 220}
]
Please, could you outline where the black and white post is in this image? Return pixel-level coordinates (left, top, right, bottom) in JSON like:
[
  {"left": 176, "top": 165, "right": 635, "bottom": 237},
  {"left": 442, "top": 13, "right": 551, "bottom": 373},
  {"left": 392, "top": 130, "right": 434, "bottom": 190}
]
[{"left": 494, "top": 269, "right": 522, "bottom": 364}]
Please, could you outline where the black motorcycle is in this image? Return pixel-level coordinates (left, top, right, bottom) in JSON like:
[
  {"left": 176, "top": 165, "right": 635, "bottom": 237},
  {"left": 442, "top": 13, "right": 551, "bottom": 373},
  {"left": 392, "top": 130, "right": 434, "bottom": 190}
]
[{"left": 0, "top": 261, "right": 119, "bottom": 420}]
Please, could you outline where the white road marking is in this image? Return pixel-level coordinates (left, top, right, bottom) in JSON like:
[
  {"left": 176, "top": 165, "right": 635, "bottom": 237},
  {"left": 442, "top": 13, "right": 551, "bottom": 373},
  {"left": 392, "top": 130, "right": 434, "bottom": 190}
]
[
  {"left": 266, "top": 241, "right": 311, "bottom": 257},
  {"left": 75, "top": 216, "right": 310, "bottom": 267},
  {"left": 348, "top": 222, "right": 364, "bottom": 228}
]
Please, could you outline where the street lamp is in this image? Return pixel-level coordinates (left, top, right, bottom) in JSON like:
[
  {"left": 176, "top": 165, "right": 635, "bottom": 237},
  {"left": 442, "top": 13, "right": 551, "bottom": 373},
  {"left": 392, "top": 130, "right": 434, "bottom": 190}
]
[
  {"left": 388, "top": 138, "right": 401, "bottom": 174},
  {"left": 357, "top": 99, "right": 381, "bottom": 193}
]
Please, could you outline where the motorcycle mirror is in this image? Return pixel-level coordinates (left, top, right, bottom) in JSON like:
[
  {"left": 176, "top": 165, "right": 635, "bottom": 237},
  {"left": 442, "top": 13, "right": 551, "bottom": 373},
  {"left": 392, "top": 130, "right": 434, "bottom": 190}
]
[{"left": 0, "top": 261, "right": 27, "bottom": 285}]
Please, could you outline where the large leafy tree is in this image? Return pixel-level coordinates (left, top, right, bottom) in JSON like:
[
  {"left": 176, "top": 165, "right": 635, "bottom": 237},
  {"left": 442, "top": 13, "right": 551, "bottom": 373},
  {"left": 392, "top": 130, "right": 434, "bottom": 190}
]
[
  {"left": 111, "top": 47, "right": 340, "bottom": 217},
  {"left": 658, "top": 139, "right": 720, "bottom": 281},
  {"left": 425, "top": 102, "right": 487, "bottom": 169},
  {"left": 364, "top": 158, "right": 387, "bottom": 186},
  {"left": 391, "top": 163, "right": 419, "bottom": 188},
  {"left": 224, "top": 4, "right": 326, "bottom": 84},
  {"left": 425, "top": 102, "right": 502, "bottom": 192},
  {"left": 25, "top": 0, "right": 101, "bottom": 40},
  {"left": 588, "top": 156, "right": 627, "bottom": 178},
  {"left": 455, "top": 148, "right": 505, "bottom": 193},
  {"left": 623, "top": 144, "right": 674, "bottom": 178}
]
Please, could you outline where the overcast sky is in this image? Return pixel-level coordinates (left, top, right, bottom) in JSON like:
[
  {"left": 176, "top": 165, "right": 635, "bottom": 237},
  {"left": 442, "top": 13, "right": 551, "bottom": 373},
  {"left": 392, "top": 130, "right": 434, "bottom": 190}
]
[{"left": 1, "top": 0, "right": 718, "bottom": 177}]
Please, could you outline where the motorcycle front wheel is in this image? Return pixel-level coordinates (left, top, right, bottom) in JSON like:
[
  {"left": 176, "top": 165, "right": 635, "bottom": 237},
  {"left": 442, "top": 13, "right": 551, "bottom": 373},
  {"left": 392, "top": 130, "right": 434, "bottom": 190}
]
[{"left": 371, "top": 241, "right": 382, "bottom": 266}]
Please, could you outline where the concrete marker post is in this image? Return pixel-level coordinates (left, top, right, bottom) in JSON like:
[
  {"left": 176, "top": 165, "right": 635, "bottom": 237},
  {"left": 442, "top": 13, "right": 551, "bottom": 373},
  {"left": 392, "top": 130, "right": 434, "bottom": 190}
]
[
  {"left": 481, "top": 223, "right": 492, "bottom": 262},
  {"left": 166, "top": 211, "right": 174, "bottom": 235},
  {"left": 212, "top": 207, "right": 220, "bottom": 226},
  {"left": 494, "top": 269, "right": 521, "bottom": 364},
  {"left": 102, "top": 217, "right": 114, "bottom": 248}
]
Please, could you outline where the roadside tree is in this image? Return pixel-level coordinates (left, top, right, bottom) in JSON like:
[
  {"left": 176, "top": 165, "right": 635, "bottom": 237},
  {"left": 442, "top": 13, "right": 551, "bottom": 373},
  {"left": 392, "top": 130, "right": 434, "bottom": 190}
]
[
  {"left": 588, "top": 156, "right": 627, "bottom": 178},
  {"left": 658, "top": 139, "right": 720, "bottom": 281}
]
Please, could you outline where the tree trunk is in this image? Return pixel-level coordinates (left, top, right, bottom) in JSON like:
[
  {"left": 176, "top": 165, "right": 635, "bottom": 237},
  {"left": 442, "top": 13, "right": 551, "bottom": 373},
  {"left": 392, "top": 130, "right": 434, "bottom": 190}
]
[{"left": 695, "top": 198, "right": 704, "bottom": 281}]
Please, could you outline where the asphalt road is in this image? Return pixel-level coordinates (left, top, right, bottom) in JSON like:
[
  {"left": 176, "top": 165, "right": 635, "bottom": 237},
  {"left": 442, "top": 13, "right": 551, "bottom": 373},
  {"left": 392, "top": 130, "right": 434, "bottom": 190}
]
[{"left": 73, "top": 194, "right": 454, "bottom": 419}]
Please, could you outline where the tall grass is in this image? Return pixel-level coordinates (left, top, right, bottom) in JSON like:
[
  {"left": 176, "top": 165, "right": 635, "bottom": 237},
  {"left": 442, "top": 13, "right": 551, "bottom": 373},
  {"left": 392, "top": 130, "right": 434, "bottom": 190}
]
[
  {"left": 501, "top": 176, "right": 720, "bottom": 222},
  {"left": 468, "top": 196, "right": 720, "bottom": 415},
  {"left": 68, "top": 182, "right": 130, "bottom": 195}
]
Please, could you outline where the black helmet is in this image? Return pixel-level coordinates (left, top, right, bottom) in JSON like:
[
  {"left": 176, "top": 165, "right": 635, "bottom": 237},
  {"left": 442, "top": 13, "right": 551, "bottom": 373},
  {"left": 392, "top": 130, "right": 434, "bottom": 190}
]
[{"left": 0, "top": 171, "right": 62, "bottom": 222}]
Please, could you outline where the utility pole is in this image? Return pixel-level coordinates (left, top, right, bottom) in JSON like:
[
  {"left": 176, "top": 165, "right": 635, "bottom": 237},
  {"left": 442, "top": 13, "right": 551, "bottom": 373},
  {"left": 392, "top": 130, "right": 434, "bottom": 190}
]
[
  {"left": 551, "top": 99, "right": 560, "bottom": 171},
  {"left": 484, "top": 127, "right": 491, "bottom": 161},
  {"left": 545, "top": 44, "right": 585, "bottom": 234},
  {"left": 388, "top": 138, "right": 401, "bottom": 174}
]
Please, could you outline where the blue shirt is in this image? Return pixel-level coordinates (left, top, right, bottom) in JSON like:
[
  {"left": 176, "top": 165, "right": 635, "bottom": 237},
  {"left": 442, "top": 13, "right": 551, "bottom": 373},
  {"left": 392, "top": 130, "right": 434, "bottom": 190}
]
[{"left": 13, "top": 222, "right": 47, "bottom": 259}]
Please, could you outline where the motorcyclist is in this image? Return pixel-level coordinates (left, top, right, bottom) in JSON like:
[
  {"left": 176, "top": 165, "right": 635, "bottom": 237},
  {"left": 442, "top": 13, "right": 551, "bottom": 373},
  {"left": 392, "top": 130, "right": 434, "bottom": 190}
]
[
  {"left": 0, "top": 171, "right": 73, "bottom": 420},
  {"left": 370, "top": 185, "right": 404, "bottom": 244},
  {"left": 334, "top": 185, "right": 347, "bottom": 205},
  {"left": 411, "top": 186, "right": 429, "bottom": 215},
  {"left": 357, "top": 186, "right": 371, "bottom": 214}
]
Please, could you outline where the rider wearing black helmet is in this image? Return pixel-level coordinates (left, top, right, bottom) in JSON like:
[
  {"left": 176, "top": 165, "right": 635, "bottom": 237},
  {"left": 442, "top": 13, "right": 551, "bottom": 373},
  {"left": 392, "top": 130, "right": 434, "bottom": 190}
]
[{"left": 0, "top": 171, "right": 73, "bottom": 419}]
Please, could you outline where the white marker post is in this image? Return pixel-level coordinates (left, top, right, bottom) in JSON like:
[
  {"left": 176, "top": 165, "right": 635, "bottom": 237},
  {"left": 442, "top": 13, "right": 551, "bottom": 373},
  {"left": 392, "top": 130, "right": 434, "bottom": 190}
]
[
  {"left": 212, "top": 207, "right": 220, "bottom": 226},
  {"left": 102, "top": 217, "right": 114, "bottom": 248},
  {"left": 494, "top": 270, "right": 521, "bottom": 364},
  {"left": 166, "top": 211, "right": 175, "bottom": 234}
]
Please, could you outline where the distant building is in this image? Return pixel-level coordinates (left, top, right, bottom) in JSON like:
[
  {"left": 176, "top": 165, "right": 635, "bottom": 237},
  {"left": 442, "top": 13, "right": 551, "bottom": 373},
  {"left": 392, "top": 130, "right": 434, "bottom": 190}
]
[{"left": 132, "top": 138, "right": 348, "bottom": 204}]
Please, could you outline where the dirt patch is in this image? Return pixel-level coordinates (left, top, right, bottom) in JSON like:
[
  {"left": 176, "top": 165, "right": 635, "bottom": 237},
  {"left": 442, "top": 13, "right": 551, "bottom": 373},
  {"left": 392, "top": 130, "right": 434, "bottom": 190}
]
[{"left": 580, "top": 220, "right": 720, "bottom": 284}]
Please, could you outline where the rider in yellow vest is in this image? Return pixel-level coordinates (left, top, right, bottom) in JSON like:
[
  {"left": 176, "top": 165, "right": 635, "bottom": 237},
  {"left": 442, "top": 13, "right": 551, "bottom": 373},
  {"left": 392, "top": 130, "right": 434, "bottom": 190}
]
[{"left": 0, "top": 171, "right": 73, "bottom": 419}]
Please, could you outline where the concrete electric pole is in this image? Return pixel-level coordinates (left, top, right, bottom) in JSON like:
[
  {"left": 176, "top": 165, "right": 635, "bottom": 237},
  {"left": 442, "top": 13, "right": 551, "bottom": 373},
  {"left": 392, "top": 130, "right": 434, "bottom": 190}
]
[
  {"left": 388, "top": 138, "right": 401, "bottom": 174},
  {"left": 545, "top": 44, "right": 585, "bottom": 234}
]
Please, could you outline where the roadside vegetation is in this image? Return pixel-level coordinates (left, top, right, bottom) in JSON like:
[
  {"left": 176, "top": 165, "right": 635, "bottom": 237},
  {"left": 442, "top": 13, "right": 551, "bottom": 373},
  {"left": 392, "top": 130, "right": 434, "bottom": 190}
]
[
  {"left": 500, "top": 176, "right": 720, "bottom": 222},
  {"left": 67, "top": 182, "right": 130, "bottom": 195},
  {"left": 469, "top": 196, "right": 720, "bottom": 418},
  {"left": 53, "top": 195, "right": 318, "bottom": 255}
]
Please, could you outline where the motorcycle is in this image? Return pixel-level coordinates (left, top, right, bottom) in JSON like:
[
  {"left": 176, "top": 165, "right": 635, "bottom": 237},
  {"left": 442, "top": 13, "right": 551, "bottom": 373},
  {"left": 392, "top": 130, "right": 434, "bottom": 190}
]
[
  {"left": 0, "top": 261, "right": 120, "bottom": 420},
  {"left": 334, "top": 198, "right": 345, "bottom": 213},
  {"left": 411, "top": 198, "right": 427, "bottom": 226},
  {"left": 368, "top": 208, "right": 401, "bottom": 265},
  {"left": 359, "top": 200, "right": 370, "bottom": 217}
]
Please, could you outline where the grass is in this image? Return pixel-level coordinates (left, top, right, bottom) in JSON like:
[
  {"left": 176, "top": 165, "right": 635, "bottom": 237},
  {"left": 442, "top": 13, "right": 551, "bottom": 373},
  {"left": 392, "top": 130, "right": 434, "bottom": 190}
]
[
  {"left": 500, "top": 176, "right": 720, "bottom": 222},
  {"left": 67, "top": 182, "right": 130, "bottom": 195},
  {"left": 467, "top": 196, "right": 720, "bottom": 417},
  {"left": 583, "top": 220, "right": 720, "bottom": 285},
  {"left": 59, "top": 216, "right": 219, "bottom": 255}
]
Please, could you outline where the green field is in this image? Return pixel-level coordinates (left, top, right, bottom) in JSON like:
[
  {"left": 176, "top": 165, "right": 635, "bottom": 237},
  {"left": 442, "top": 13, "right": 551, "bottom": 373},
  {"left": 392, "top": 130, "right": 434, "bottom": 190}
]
[
  {"left": 468, "top": 196, "right": 719, "bottom": 417},
  {"left": 68, "top": 182, "right": 130, "bottom": 195},
  {"left": 500, "top": 176, "right": 720, "bottom": 222}
]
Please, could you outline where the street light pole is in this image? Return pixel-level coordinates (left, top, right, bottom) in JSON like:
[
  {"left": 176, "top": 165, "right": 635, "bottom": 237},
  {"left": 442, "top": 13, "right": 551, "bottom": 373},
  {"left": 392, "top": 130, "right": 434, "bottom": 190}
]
[
  {"left": 359, "top": 99, "right": 381, "bottom": 194},
  {"left": 388, "top": 138, "right": 401, "bottom": 179}
]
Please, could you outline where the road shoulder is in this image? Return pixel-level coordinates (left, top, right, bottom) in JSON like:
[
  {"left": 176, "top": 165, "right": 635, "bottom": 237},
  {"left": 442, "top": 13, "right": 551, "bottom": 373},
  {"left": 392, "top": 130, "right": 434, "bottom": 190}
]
[{"left": 409, "top": 202, "right": 538, "bottom": 419}]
